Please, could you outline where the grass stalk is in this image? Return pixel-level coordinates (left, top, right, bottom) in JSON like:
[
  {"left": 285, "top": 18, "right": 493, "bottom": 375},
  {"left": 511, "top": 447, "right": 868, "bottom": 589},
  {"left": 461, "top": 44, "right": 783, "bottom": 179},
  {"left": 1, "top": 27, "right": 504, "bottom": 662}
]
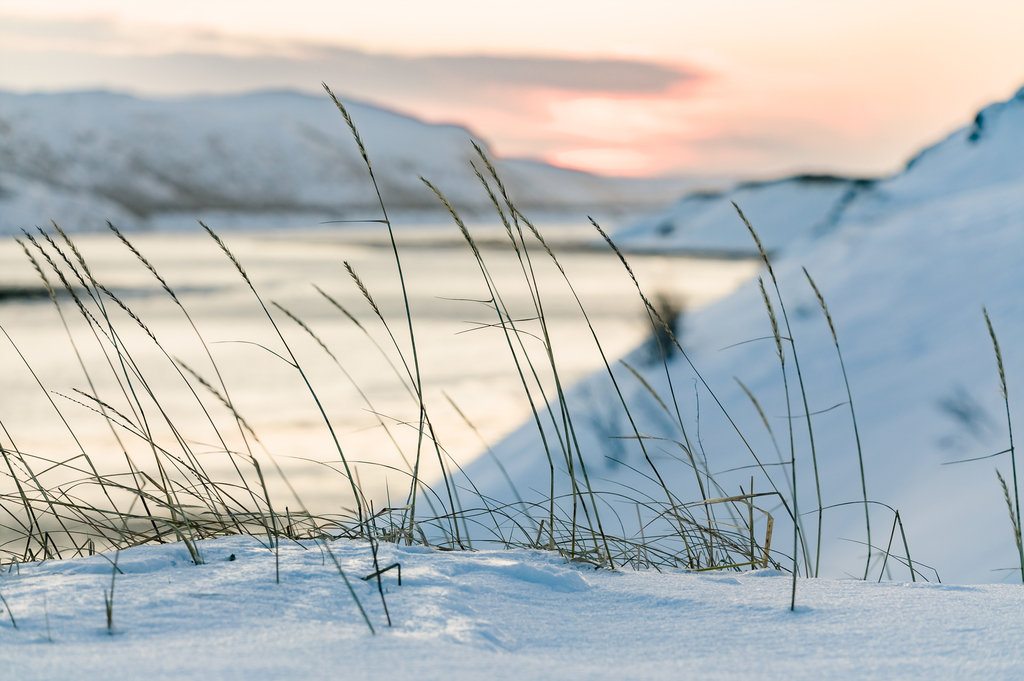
[
  {"left": 735, "top": 203, "right": 822, "bottom": 581},
  {"left": 322, "top": 83, "right": 428, "bottom": 546},
  {"left": 0, "top": 584, "right": 15, "bottom": 629},
  {"left": 997, "top": 469, "right": 1022, "bottom": 578},
  {"left": 984, "top": 308, "right": 1022, "bottom": 582},
  {"left": 200, "top": 222, "right": 365, "bottom": 536},
  {"left": 804, "top": 267, "right": 871, "bottom": 580},
  {"left": 419, "top": 175, "right": 593, "bottom": 552},
  {"left": 757, "top": 276, "right": 799, "bottom": 608},
  {"left": 104, "top": 548, "right": 121, "bottom": 634}
]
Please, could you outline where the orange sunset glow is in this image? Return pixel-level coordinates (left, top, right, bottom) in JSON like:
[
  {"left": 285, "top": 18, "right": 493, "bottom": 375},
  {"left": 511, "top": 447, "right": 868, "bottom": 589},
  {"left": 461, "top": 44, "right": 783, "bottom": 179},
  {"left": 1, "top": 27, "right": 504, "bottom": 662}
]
[{"left": 1, "top": 0, "right": 1022, "bottom": 178}]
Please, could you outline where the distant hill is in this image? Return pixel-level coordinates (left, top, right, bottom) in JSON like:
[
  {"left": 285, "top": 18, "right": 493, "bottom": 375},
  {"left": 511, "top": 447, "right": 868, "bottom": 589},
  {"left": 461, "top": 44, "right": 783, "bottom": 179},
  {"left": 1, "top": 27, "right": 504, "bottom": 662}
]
[
  {"left": 0, "top": 90, "right": 694, "bottom": 233},
  {"left": 615, "top": 85, "right": 1024, "bottom": 255},
  {"left": 614, "top": 174, "right": 871, "bottom": 255}
]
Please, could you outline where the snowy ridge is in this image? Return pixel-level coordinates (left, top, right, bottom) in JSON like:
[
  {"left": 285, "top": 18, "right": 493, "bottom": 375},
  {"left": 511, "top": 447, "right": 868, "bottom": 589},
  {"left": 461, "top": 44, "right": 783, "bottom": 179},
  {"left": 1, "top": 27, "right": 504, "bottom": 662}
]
[
  {"left": 0, "top": 90, "right": 688, "bottom": 234},
  {"left": 615, "top": 85, "right": 1024, "bottom": 255},
  {"left": 843, "top": 86, "right": 1024, "bottom": 223},
  {"left": 471, "top": 85, "right": 1024, "bottom": 583},
  {"left": 613, "top": 174, "right": 870, "bottom": 254}
]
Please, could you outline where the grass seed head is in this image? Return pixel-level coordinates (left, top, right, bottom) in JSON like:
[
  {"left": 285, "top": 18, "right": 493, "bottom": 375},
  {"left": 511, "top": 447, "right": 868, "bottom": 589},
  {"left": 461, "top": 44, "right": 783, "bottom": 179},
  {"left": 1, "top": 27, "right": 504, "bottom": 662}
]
[
  {"left": 983, "top": 307, "right": 1007, "bottom": 400},
  {"left": 758, "top": 277, "right": 783, "bottom": 362}
]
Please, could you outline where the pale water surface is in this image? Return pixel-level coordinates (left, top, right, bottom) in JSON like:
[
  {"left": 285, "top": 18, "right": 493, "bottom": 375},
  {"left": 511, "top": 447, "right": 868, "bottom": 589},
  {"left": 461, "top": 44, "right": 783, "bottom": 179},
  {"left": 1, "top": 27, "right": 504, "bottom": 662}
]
[{"left": 0, "top": 223, "right": 757, "bottom": 514}]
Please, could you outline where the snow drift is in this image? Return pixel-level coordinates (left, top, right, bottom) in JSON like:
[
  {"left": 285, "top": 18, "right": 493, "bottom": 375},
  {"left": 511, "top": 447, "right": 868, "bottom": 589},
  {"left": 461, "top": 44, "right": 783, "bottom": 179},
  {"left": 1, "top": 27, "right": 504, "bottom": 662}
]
[{"left": 4, "top": 535, "right": 1024, "bottom": 679}]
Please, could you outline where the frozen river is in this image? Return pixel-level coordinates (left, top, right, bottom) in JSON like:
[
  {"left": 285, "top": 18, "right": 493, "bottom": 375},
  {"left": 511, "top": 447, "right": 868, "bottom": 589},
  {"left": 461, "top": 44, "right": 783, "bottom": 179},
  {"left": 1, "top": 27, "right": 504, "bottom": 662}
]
[{"left": 0, "top": 222, "right": 758, "bottom": 515}]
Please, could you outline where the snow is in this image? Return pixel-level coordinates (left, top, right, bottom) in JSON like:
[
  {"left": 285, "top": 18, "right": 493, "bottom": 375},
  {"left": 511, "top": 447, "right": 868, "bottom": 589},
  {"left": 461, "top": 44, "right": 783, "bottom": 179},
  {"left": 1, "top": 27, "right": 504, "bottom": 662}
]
[
  {"left": 614, "top": 175, "right": 865, "bottom": 255},
  {"left": 469, "top": 86, "right": 1024, "bottom": 584},
  {"left": 3, "top": 535, "right": 1024, "bottom": 679},
  {"left": 0, "top": 90, "right": 697, "bottom": 234}
]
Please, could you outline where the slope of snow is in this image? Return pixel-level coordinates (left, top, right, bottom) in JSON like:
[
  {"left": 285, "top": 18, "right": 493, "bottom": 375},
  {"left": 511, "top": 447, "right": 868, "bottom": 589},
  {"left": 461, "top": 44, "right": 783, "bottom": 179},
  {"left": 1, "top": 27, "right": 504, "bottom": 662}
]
[
  {"left": 842, "top": 87, "right": 1024, "bottom": 223},
  {"left": 469, "top": 86, "right": 1024, "bottom": 584},
  {"left": 0, "top": 90, "right": 691, "bottom": 234},
  {"left": 614, "top": 175, "right": 866, "bottom": 255},
  {"left": 615, "top": 86, "right": 1024, "bottom": 255},
  {"left": 2, "top": 535, "right": 1023, "bottom": 680},
  {"left": 0, "top": 171, "right": 140, "bottom": 231}
]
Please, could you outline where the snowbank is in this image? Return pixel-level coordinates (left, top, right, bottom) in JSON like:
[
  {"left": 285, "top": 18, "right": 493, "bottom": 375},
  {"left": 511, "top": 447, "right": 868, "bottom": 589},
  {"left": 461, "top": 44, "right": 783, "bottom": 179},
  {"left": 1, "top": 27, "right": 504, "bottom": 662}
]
[{"left": 2, "top": 535, "right": 1022, "bottom": 679}]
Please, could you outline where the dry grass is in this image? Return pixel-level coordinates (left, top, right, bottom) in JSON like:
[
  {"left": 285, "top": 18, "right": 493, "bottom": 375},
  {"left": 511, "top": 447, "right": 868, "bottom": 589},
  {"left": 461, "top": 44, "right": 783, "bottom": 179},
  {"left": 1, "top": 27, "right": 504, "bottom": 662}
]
[{"left": 0, "top": 85, "right": 944, "bottom": 636}]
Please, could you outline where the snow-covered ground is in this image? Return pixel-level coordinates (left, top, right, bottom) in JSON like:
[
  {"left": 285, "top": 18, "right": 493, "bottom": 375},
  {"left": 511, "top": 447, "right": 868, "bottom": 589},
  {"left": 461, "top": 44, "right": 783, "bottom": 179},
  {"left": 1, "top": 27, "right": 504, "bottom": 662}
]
[
  {"left": 3, "top": 535, "right": 1023, "bottom": 680},
  {"left": 470, "top": 86, "right": 1024, "bottom": 584},
  {"left": 0, "top": 90, "right": 700, "bottom": 234}
]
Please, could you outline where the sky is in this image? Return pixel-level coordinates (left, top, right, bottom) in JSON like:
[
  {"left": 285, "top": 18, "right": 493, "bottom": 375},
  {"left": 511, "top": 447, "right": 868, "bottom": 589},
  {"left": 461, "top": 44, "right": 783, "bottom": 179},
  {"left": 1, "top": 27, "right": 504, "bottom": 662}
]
[{"left": 1, "top": 0, "right": 1022, "bottom": 178}]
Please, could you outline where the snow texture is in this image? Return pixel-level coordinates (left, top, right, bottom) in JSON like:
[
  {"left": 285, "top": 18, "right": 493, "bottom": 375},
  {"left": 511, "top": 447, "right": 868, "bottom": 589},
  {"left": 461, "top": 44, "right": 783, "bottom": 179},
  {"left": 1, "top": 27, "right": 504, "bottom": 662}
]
[{"left": 2, "top": 535, "right": 1023, "bottom": 679}]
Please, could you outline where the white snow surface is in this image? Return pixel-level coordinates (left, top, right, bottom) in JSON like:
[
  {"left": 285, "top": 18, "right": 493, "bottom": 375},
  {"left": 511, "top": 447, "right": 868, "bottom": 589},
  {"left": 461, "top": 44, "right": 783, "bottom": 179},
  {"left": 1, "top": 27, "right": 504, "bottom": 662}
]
[
  {"left": 614, "top": 174, "right": 863, "bottom": 254},
  {"left": 2, "top": 535, "right": 1023, "bottom": 679},
  {"left": 0, "top": 90, "right": 691, "bottom": 234},
  {"left": 469, "top": 86, "right": 1024, "bottom": 583}
]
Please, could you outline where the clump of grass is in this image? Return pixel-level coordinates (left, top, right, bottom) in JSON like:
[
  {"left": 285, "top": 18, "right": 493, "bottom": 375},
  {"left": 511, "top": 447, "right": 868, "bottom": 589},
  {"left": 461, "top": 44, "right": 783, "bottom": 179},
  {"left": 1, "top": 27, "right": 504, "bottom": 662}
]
[
  {"left": 735, "top": 203, "right": 823, "bottom": 582},
  {"left": 0, "top": 82, "right": 934, "bottom": 632}
]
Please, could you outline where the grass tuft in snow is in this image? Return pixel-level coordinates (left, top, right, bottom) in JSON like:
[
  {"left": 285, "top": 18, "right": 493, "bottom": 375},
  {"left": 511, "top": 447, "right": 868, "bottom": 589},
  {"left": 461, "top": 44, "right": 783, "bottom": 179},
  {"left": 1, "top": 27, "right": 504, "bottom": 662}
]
[
  {"left": 735, "top": 202, "right": 823, "bottom": 584},
  {"left": 103, "top": 548, "right": 120, "bottom": 635},
  {"left": 0, "top": 83, "right": 958, "bottom": 637}
]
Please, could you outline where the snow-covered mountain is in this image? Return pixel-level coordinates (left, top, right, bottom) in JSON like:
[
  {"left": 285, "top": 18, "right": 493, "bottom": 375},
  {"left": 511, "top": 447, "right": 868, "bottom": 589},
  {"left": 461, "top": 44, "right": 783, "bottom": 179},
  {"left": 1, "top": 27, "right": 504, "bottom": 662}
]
[
  {"left": 615, "top": 86, "right": 1024, "bottom": 255},
  {"left": 471, "top": 86, "right": 1024, "bottom": 583},
  {"left": 613, "top": 175, "right": 870, "bottom": 254},
  {"left": 0, "top": 90, "right": 690, "bottom": 233}
]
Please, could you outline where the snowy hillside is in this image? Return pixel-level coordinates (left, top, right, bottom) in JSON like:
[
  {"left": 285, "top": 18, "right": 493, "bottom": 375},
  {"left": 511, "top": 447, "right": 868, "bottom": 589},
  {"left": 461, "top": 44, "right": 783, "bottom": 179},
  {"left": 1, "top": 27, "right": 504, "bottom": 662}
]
[
  {"left": 615, "top": 86, "right": 1024, "bottom": 255},
  {"left": 614, "top": 175, "right": 869, "bottom": 255},
  {"left": 470, "top": 86, "right": 1024, "bottom": 584},
  {"left": 0, "top": 90, "right": 689, "bottom": 234}
]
